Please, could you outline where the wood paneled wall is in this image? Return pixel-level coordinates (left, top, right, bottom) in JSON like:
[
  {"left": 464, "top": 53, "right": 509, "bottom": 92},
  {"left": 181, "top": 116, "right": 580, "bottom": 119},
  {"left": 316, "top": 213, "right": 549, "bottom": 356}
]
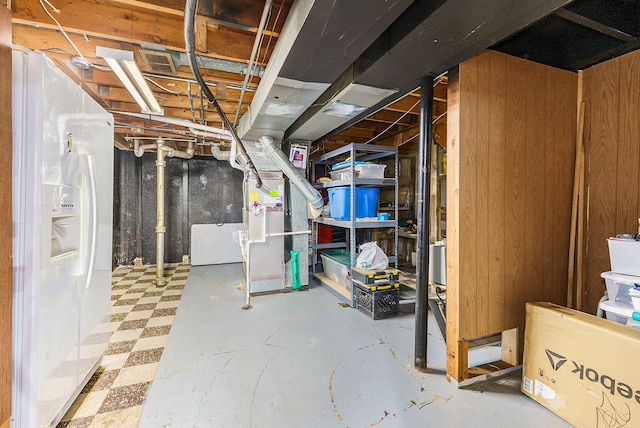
[
  {"left": 582, "top": 49, "right": 640, "bottom": 314},
  {"left": 446, "top": 50, "right": 577, "bottom": 381},
  {"left": 0, "top": 4, "right": 12, "bottom": 426}
]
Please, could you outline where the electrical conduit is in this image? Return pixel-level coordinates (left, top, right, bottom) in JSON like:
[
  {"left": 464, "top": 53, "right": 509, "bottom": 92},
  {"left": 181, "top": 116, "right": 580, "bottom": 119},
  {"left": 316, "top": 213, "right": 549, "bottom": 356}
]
[
  {"left": 184, "top": 0, "right": 262, "bottom": 187},
  {"left": 232, "top": 0, "right": 273, "bottom": 127}
]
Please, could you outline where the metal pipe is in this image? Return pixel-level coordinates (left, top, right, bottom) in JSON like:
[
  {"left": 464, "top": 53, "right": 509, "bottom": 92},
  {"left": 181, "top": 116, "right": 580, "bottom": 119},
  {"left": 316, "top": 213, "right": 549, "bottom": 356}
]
[
  {"left": 258, "top": 135, "right": 324, "bottom": 218},
  {"left": 415, "top": 76, "right": 433, "bottom": 373},
  {"left": 113, "top": 111, "right": 233, "bottom": 140},
  {"left": 233, "top": 0, "right": 273, "bottom": 128},
  {"left": 154, "top": 139, "right": 194, "bottom": 286},
  {"left": 133, "top": 138, "right": 158, "bottom": 157},
  {"left": 155, "top": 140, "right": 168, "bottom": 286}
]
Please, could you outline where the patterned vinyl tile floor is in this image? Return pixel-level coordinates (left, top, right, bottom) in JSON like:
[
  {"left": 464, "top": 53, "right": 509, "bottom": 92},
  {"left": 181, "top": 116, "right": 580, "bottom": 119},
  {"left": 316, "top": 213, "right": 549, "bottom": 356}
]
[{"left": 57, "top": 264, "right": 190, "bottom": 428}]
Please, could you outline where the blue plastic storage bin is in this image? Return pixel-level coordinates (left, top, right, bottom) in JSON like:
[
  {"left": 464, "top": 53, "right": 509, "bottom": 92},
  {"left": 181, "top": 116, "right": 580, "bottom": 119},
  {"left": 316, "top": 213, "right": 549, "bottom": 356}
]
[{"left": 328, "top": 186, "right": 379, "bottom": 220}]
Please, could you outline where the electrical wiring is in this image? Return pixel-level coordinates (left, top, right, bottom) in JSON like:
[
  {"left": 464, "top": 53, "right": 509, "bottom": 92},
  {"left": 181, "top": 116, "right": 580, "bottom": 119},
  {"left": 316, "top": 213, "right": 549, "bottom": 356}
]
[
  {"left": 244, "top": 0, "right": 285, "bottom": 94},
  {"left": 38, "top": 0, "right": 88, "bottom": 66},
  {"left": 232, "top": 0, "right": 273, "bottom": 128},
  {"left": 39, "top": 47, "right": 75, "bottom": 56},
  {"left": 363, "top": 98, "right": 421, "bottom": 144},
  {"left": 36, "top": 4, "right": 112, "bottom": 72},
  {"left": 398, "top": 132, "right": 419, "bottom": 147},
  {"left": 432, "top": 110, "right": 447, "bottom": 125},
  {"left": 257, "top": 0, "right": 285, "bottom": 67},
  {"left": 144, "top": 77, "right": 184, "bottom": 96}
]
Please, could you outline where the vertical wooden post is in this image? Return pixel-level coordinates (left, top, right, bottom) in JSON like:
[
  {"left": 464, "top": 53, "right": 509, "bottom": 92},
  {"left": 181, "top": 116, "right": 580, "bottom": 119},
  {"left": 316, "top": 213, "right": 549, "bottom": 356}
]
[
  {"left": 0, "top": 4, "right": 13, "bottom": 426},
  {"left": 567, "top": 72, "right": 584, "bottom": 309},
  {"left": 195, "top": 16, "right": 208, "bottom": 53},
  {"left": 430, "top": 143, "right": 441, "bottom": 243},
  {"left": 501, "top": 328, "right": 519, "bottom": 366},
  {"left": 445, "top": 65, "right": 461, "bottom": 381}
]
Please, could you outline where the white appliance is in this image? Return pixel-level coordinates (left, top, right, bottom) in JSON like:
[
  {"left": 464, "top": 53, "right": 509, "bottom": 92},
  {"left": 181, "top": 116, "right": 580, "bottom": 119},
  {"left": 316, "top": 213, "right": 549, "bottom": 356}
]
[
  {"left": 242, "top": 171, "right": 286, "bottom": 293},
  {"left": 11, "top": 48, "right": 114, "bottom": 428}
]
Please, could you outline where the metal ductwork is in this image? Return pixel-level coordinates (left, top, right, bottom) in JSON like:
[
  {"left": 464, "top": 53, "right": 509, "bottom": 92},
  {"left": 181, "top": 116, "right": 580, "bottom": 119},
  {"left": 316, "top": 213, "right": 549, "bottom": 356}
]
[
  {"left": 257, "top": 135, "right": 323, "bottom": 218},
  {"left": 236, "top": 0, "right": 414, "bottom": 141},
  {"left": 240, "top": 0, "right": 573, "bottom": 144}
]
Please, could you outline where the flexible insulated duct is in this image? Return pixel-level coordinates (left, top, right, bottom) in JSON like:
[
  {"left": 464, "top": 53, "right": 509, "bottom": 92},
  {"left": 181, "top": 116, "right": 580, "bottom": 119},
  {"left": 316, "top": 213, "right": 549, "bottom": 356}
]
[
  {"left": 184, "top": 0, "right": 262, "bottom": 187},
  {"left": 258, "top": 135, "right": 323, "bottom": 218}
]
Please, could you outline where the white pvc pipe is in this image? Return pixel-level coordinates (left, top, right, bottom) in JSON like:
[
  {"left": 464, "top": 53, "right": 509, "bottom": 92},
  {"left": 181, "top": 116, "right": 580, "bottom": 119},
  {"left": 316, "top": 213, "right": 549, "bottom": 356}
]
[
  {"left": 133, "top": 138, "right": 158, "bottom": 157},
  {"left": 211, "top": 144, "right": 231, "bottom": 161},
  {"left": 258, "top": 136, "right": 324, "bottom": 217}
]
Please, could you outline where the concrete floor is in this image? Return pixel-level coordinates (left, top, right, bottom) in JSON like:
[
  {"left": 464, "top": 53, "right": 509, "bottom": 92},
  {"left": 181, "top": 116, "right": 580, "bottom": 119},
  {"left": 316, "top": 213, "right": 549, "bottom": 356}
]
[{"left": 137, "top": 263, "right": 570, "bottom": 428}]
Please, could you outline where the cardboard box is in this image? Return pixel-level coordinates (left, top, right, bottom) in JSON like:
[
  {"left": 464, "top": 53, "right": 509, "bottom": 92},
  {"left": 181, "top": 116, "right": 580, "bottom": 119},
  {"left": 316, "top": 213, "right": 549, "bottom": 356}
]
[{"left": 522, "top": 302, "right": 640, "bottom": 427}]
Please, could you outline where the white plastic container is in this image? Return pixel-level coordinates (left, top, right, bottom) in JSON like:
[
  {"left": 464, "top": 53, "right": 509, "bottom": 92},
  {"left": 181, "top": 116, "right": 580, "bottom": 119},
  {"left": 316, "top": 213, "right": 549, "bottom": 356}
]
[
  {"left": 356, "top": 163, "right": 386, "bottom": 178},
  {"left": 601, "top": 271, "right": 640, "bottom": 309},
  {"left": 329, "top": 167, "right": 359, "bottom": 180},
  {"left": 599, "top": 299, "right": 640, "bottom": 327},
  {"left": 320, "top": 250, "right": 351, "bottom": 290},
  {"left": 429, "top": 241, "right": 446, "bottom": 285},
  {"left": 607, "top": 238, "right": 640, "bottom": 276}
]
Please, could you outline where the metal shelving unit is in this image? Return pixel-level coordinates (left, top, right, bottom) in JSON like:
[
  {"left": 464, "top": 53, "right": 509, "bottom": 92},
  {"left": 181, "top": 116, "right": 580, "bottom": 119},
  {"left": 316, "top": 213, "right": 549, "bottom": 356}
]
[{"left": 311, "top": 143, "right": 398, "bottom": 307}]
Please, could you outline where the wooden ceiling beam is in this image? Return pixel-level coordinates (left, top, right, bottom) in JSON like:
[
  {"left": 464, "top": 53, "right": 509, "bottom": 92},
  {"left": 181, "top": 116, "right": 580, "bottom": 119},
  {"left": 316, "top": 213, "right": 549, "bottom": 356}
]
[
  {"left": 103, "top": 0, "right": 286, "bottom": 37},
  {"left": 13, "top": 26, "right": 262, "bottom": 89},
  {"left": 11, "top": 0, "right": 267, "bottom": 64}
]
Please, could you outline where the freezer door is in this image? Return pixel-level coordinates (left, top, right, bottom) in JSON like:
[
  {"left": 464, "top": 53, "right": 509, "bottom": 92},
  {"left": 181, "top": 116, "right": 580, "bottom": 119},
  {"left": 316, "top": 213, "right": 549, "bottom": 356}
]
[
  {"left": 11, "top": 49, "right": 113, "bottom": 428},
  {"left": 77, "top": 92, "right": 113, "bottom": 384}
]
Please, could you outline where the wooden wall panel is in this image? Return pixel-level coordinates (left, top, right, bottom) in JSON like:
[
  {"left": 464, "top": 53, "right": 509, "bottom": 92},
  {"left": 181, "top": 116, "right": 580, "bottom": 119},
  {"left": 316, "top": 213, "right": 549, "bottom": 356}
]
[
  {"left": 618, "top": 56, "right": 640, "bottom": 233},
  {"left": 445, "top": 67, "right": 461, "bottom": 378},
  {"left": 458, "top": 59, "right": 478, "bottom": 340},
  {"left": 446, "top": 50, "right": 577, "bottom": 381},
  {"left": 583, "top": 58, "right": 619, "bottom": 313},
  {"left": 475, "top": 52, "right": 490, "bottom": 334},
  {"left": 487, "top": 52, "right": 507, "bottom": 331},
  {"left": 553, "top": 69, "right": 579, "bottom": 305},
  {"left": 582, "top": 49, "right": 640, "bottom": 314},
  {"left": 503, "top": 56, "right": 528, "bottom": 330},
  {"left": 0, "top": 4, "right": 11, "bottom": 425}
]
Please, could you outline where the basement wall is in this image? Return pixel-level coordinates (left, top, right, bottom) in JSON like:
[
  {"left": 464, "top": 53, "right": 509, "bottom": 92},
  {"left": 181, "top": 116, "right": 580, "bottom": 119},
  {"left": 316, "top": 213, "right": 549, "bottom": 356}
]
[
  {"left": 446, "top": 50, "right": 577, "bottom": 381},
  {"left": 582, "top": 49, "right": 640, "bottom": 314},
  {"left": 112, "top": 149, "right": 244, "bottom": 267}
]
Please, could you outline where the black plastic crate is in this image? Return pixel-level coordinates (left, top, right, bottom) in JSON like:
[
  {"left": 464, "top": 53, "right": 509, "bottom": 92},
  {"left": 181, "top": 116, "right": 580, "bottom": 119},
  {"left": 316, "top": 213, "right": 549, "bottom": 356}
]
[{"left": 354, "top": 282, "right": 399, "bottom": 320}]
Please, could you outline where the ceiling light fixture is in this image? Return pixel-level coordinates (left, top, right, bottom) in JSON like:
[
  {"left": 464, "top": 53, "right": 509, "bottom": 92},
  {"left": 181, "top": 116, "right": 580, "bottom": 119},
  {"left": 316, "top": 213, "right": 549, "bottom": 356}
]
[
  {"left": 322, "top": 101, "right": 366, "bottom": 118},
  {"left": 97, "top": 46, "right": 163, "bottom": 115},
  {"left": 263, "top": 101, "right": 305, "bottom": 118}
]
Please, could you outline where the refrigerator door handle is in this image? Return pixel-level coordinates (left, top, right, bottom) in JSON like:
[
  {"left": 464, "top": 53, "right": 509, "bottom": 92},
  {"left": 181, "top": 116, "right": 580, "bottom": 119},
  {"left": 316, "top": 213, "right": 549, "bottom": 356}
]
[{"left": 83, "top": 154, "right": 98, "bottom": 289}]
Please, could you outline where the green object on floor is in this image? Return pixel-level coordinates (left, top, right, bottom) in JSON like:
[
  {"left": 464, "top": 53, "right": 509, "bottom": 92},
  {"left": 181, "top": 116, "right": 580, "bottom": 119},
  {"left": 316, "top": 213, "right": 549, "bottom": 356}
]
[{"left": 291, "top": 250, "right": 301, "bottom": 290}]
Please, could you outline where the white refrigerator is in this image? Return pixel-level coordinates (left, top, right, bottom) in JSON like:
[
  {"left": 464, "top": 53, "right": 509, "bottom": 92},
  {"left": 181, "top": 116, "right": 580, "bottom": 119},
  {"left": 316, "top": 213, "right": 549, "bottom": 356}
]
[{"left": 11, "top": 48, "right": 114, "bottom": 428}]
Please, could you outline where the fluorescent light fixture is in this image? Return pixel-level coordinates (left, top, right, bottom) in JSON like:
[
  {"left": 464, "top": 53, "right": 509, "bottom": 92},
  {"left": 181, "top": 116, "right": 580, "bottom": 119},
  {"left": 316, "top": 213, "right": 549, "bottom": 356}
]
[
  {"left": 96, "top": 46, "right": 163, "bottom": 115},
  {"left": 322, "top": 101, "right": 366, "bottom": 118},
  {"left": 263, "top": 101, "right": 304, "bottom": 118}
]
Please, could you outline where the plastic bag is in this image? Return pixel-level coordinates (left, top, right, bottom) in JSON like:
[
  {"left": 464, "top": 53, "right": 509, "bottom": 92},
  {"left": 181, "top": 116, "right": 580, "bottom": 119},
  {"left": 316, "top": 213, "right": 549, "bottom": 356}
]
[{"left": 356, "top": 241, "right": 388, "bottom": 270}]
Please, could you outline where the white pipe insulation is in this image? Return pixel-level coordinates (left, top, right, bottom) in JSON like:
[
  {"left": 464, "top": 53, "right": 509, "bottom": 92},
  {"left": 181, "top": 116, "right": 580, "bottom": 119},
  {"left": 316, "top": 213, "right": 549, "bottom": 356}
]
[
  {"left": 211, "top": 144, "right": 231, "bottom": 161},
  {"left": 257, "top": 135, "right": 323, "bottom": 218}
]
